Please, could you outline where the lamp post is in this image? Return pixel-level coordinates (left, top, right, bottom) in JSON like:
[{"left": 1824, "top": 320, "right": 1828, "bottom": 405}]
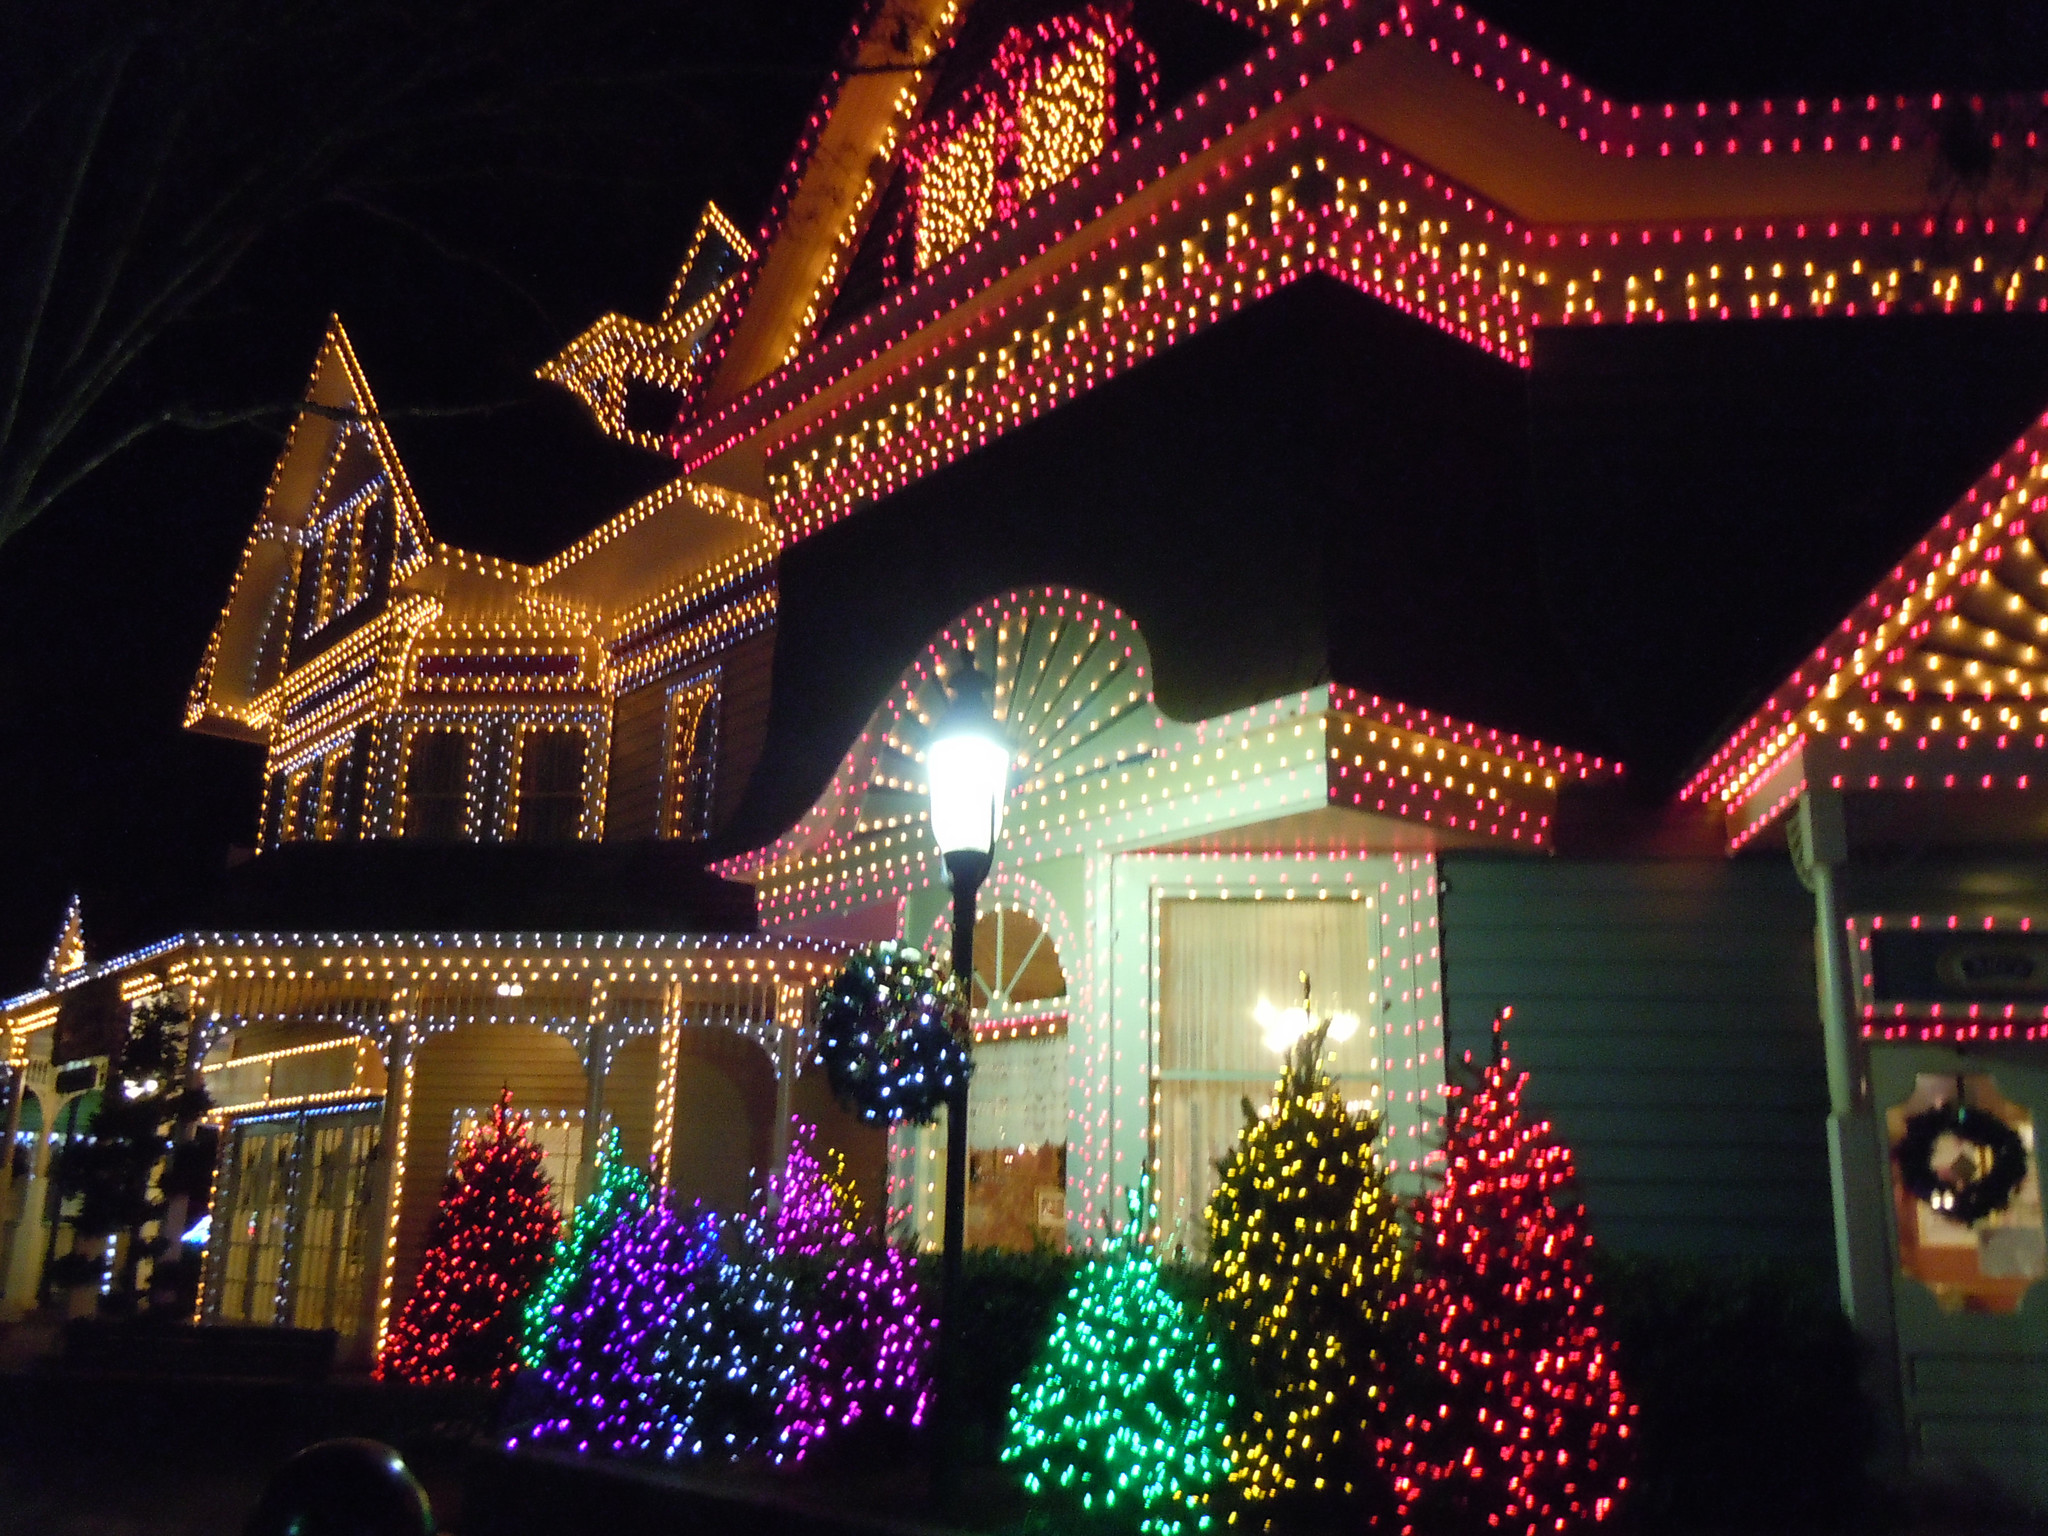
[{"left": 924, "top": 659, "right": 1008, "bottom": 1498}]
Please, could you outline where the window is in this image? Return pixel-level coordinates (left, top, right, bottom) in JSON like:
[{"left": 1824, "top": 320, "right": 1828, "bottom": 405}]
[
  {"left": 515, "top": 728, "right": 587, "bottom": 842},
  {"left": 904, "top": 13, "right": 1143, "bottom": 272},
  {"left": 403, "top": 730, "right": 469, "bottom": 841},
  {"left": 916, "top": 908, "right": 1069, "bottom": 1254},
  {"left": 214, "top": 1119, "right": 297, "bottom": 1326},
  {"left": 1155, "top": 900, "right": 1384, "bottom": 1259},
  {"left": 282, "top": 770, "right": 322, "bottom": 843},
  {"left": 210, "top": 1108, "right": 380, "bottom": 1343},
  {"left": 1887, "top": 1072, "right": 2045, "bottom": 1315},
  {"left": 969, "top": 909, "right": 1066, "bottom": 1014},
  {"left": 290, "top": 1115, "right": 379, "bottom": 1341},
  {"left": 662, "top": 680, "right": 717, "bottom": 839}
]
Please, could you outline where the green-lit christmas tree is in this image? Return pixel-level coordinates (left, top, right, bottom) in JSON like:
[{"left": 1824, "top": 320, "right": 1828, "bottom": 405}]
[
  {"left": 519, "top": 1124, "right": 650, "bottom": 1368},
  {"left": 1206, "top": 1006, "right": 1406, "bottom": 1522},
  {"left": 379, "top": 1090, "right": 559, "bottom": 1387},
  {"left": 1004, "top": 1190, "right": 1233, "bottom": 1535}
]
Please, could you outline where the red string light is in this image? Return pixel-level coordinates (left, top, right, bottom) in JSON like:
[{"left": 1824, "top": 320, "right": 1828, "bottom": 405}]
[
  {"left": 1380, "top": 1021, "right": 1634, "bottom": 1536},
  {"left": 378, "top": 1088, "right": 561, "bottom": 1388}
]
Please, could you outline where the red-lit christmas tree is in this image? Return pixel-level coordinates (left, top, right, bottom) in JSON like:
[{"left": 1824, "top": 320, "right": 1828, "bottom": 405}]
[
  {"left": 1380, "top": 1014, "right": 1634, "bottom": 1536},
  {"left": 380, "top": 1089, "right": 560, "bottom": 1388}
]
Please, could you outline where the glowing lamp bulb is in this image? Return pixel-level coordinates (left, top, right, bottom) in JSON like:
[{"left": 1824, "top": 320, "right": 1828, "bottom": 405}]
[{"left": 926, "top": 666, "right": 1009, "bottom": 857}]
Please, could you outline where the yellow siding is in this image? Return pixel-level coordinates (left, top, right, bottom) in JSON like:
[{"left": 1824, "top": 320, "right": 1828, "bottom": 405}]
[
  {"left": 665, "top": 1029, "right": 773, "bottom": 1214},
  {"left": 605, "top": 1031, "right": 662, "bottom": 1173},
  {"left": 393, "top": 1024, "right": 587, "bottom": 1315}
]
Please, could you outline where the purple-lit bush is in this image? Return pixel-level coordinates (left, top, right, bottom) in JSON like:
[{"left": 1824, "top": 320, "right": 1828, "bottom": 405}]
[
  {"left": 512, "top": 1195, "right": 717, "bottom": 1457},
  {"left": 769, "top": 1121, "right": 935, "bottom": 1461},
  {"left": 513, "top": 1118, "right": 934, "bottom": 1469},
  {"left": 780, "top": 1243, "right": 933, "bottom": 1460}
]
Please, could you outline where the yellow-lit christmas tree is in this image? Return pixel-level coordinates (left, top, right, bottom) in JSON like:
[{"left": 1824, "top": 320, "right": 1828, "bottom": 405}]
[{"left": 1206, "top": 992, "right": 1406, "bottom": 1524}]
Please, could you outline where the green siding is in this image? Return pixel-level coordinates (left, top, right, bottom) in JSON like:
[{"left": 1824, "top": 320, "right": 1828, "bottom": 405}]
[{"left": 1439, "top": 856, "right": 1832, "bottom": 1263}]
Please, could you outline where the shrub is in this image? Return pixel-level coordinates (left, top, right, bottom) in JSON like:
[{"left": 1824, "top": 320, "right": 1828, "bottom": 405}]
[
  {"left": 1593, "top": 1253, "right": 1873, "bottom": 1532},
  {"left": 947, "top": 1246, "right": 1080, "bottom": 1465}
]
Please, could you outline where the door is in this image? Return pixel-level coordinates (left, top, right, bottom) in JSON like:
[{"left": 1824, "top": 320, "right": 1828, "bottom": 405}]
[
  {"left": 213, "top": 1118, "right": 298, "bottom": 1325},
  {"left": 289, "top": 1113, "right": 380, "bottom": 1343},
  {"left": 1869, "top": 1044, "right": 2048, "bottom": 1503}
]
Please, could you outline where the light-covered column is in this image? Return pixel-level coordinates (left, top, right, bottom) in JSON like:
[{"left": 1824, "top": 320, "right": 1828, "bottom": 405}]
[
  {"left": 575, "top": 982, "right": 611, "bottom": 1205},
  {"left": 362, "top": 991, "right": 416, "bottom": 1362},
  {"left": 0, "top": 1041, "right": 26, "bottom": 1266},
  {"left": 653, "top": 983, "right": 684, "bottom": 1189},
  {"left": 770, "top": 983, "right": 805, "bottom": 1192}
]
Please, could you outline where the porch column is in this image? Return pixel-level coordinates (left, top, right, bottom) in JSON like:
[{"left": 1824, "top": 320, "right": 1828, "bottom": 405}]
[
  {"left": 576, "top": 983, "right": 610, "bottom": 1206},
  {"left": 770, "top": 984, "right": 804, "bottom": 1192},
  {"left": 0, "top": 1053, "right": 24, "bottom": 1261},
  {"left": 1790, "top": 791, "right": 1902, "bottom": 1439},
  {"left": 0, "top": 1055, "right": 26, "bottom": 1304},
  {"left": 357, "top": 991, "right": 415, "bottom": 1365},
  {"left": 653, "top": 984, "right": 684, "bottom": 1189}
]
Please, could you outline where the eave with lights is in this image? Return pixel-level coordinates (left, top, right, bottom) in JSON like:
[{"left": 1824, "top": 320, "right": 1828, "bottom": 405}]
[{"left": 1688, "top": 417, "right": 2048, "bottom": 852}]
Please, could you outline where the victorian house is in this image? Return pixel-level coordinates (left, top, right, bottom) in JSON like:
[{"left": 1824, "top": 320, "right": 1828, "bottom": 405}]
[{"left": 4, "top": 0, "right": 2046, "bottom": 1499}]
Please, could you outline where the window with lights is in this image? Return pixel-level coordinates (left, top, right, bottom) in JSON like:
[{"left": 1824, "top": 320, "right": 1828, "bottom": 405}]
[
  {"left": 899, "top": 7, "right": 1157, "bottom": 276},
  {"left": 402, "top": 729, "right": 471, "bottom": 841},
  {"left": 514, "top": 727, "right": 590, "bottom": 842}
]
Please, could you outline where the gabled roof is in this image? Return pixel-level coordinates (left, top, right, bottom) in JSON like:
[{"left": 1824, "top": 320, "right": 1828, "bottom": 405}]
[
  {"left": 688, "top": 0, "right": 970, "bottom": 415},
  {"left": 1687, "top": 404, "right": 2048, "bottom": 846},
  {"left": 43, "top": 895, "right": 85, "bottom": 984},
  {"left": 186, "top": 319, "right": 432, "bottom": 741}
]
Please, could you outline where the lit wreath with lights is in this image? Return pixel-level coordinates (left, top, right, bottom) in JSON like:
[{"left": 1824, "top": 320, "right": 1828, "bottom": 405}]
[
  {"left": 1893, "top": 1098, "right": 2030, "bottom": 1227},
  {"left": 815, "top": 941, "right": 970, "bottom": 1126}
]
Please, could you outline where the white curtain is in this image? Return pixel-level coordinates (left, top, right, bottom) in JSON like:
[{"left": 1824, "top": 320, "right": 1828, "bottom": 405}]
[
  {"left": 968, "top": 1034, "right": 1067, "bottom": 1150},
  {"left": 1156, "top": 899, "right": 1382, "bottom": 1259}
]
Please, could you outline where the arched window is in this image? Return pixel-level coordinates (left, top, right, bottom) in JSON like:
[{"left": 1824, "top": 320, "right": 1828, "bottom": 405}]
[
  {"left": 282, "top": 768, "right": 322, "bottom": 842},
  {"left": 968, "top": 908, "right": 1067, "bottom": 1014},
  {"left": 662, "top": 678, "right": 718, "bottom": 840}
]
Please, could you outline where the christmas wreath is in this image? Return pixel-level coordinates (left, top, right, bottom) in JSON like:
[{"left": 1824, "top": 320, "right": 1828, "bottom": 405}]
[
  {"left": 1894, "top": 1097, "right": 2030, "bottom": 1227},
  {"left": 815, "top": 941, "right": 970, "bottom": 1126}
]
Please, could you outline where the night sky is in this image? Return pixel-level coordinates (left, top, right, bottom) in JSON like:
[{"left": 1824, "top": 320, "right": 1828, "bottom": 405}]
[{"left": 5, "top": 0, "right": 2048, "bottom": 988}]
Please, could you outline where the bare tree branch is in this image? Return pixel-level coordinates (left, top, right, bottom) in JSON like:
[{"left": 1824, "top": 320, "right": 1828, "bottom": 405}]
[{"left": 1, "top": 41, "right": 133, "bottom": 457}]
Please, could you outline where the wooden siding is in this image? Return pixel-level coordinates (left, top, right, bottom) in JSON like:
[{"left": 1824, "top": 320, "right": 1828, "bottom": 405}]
[
  {"left": 394, "top": 1024, "right": 587, "bottom": 1317},
  {"left": 605, "top": 681, "right": 668, "bottom": 841},
  {"left": 606, "top": 1031, "right": 662, "bottom": 1171},
  {"left": 602, "top": 626, "right": 774, "bottom": 843},
  {"left": 793, "top": 1069, "right": 891, "bottom": 1239},
  {"left": 666, "top": 1028, "right": 774, "bottom": 1213},
  {"left": 1439, "top": 856, "right": 1832, "bottom": 1262}
]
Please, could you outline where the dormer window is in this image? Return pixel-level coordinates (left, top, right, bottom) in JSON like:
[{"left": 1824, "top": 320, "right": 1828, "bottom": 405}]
[
  {"left": 512, "top": 726, "right": 589, "bottom": 842},
  {"left": 402, "top": 729, "right": 471, "bottom": 841},
  {"left": 903, "top": 7, "right": 1156, "bottom": 274},
  {"left": 290, "top": 445, "right": 392, "bottom": 650}
]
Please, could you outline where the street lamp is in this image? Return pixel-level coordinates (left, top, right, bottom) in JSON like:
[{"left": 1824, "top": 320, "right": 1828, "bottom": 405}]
[{"left": 925, "top": 658, "right": 1007, "bottom": 1496}]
